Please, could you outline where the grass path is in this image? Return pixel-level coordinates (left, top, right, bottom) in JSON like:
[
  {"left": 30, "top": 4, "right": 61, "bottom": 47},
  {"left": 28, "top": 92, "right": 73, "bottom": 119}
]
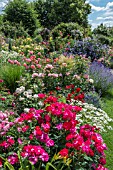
[{"left": 102, "top": 89, "right": 113, "bottom": 170}]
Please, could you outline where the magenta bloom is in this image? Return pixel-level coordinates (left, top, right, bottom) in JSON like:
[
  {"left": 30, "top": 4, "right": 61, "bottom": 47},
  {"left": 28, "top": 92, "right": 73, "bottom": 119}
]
[
  {"left": 21, "top": 145, "right": 49, "bottom": 164},
  {"left": 7, "top": 153, "right": 18, "bottom": 165}
]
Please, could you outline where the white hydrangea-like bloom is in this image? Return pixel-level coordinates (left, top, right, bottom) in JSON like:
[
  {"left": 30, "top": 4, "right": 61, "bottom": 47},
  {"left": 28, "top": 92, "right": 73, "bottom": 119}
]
[{"left": 72, "top": 100, "right": 113, "bottom": 132}]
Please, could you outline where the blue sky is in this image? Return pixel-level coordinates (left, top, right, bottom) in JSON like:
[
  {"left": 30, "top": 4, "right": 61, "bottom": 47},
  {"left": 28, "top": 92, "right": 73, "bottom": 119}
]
[
  {"left": 87, "top": 0, "right": 113, "bottom": 29},
  {"left": 0, "top": 0, "right": 113, "bottom": 29}
]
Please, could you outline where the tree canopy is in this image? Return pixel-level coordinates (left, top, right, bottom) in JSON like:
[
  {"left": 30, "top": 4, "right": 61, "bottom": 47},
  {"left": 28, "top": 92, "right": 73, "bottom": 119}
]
[
  {"left": 3, "top": 0, "right": 40, "bottom": 35},
  {"left": 34, "top": 0, "right": 91, "bottom": 29}
]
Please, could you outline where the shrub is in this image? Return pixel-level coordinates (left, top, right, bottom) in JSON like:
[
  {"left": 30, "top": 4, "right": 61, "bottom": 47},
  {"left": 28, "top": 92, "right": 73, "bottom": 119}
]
[
  {"left": 70, "top": 38, "right": 109, "bottom": 62},
  {"left": 51, "top": 22, "right": 84, "bottom": 40},
  {"left": 34, "top": 34, "right": 43, "bottom": 43},
  {"left": 0, "top": 21, "right": 29, "bottom": 38},
  {"left": 3, "top": 0, "right": 40, "bottom": 36},
  {"left": 34, "top": 0, "right": 91, "bottom": 29},
  {"left": 89, "top": 61, "right": 113, "bottom": 94}
]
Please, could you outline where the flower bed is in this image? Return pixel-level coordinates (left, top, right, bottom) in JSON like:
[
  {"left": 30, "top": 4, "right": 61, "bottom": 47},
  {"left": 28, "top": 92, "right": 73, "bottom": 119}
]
[{"left": 0, "top": 99, "right": 108, "bottom": 169}]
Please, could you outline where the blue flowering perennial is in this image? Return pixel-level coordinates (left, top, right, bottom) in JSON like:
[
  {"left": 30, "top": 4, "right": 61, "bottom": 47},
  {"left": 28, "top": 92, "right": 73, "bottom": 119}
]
[
  {"left": 70, "top": 38, "right": 109, "bottom": 62},
  {"left": 89, "top": 61, "right": 113, "bottom": 94}
]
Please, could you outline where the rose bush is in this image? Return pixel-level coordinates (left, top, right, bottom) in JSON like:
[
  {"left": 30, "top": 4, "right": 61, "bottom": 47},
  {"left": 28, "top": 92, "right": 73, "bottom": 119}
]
[{"left": 0, "top": 98, "right": 108, "bottom": 170}]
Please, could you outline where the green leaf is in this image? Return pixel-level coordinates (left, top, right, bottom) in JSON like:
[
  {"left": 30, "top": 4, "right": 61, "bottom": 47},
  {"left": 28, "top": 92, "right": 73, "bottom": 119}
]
[
  {"left": 46, "top": 162, "right": 57, "bottom": 170},
  {"left": 17, "top": 150, "right": 25, "bottom": 170},
  {"left": 4, "top": 161, "right": 15, "bottom": 170}
]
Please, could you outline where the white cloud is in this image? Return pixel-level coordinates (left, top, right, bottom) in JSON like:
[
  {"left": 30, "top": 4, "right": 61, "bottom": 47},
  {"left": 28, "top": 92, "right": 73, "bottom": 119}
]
[
  {"left": 97, "top": 16, "right": 113, "bottom": 21},
  {"left": 90, "top": 4, "right": 105, "bottom": 11},
  {"left": 96, "top": 17, "right": 104, "bottom": 20},
  {"left": 86, "top": 0, "right": 101, "bottom": 2},
  {"left": 89, "top": 19, "right": 93, "bottom": 22},
  {"left": 0, "top": 2, "right": 6, "bottom": 8},
  {"left": 105, "top": 2, "right": 113, "bottom": 10}
]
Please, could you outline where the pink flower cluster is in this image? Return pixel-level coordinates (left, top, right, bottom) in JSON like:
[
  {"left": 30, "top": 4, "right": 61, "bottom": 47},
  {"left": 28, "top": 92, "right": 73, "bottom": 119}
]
[{"left": 21, "top": 145, "right": 49, "bottom": 164}]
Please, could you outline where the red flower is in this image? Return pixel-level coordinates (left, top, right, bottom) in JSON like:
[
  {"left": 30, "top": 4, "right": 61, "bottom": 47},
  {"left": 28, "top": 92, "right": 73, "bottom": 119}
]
[
  {"left": 0, "top": 79, "right": 3, "bottom": 83},
  {"left": 22, "top": 125, "right": 29, "bottom": 132},
  {"left": 41, "top": 122, "right": 50, "bottom": 133},
  {"left": 7, "top": 138, "right": 15, "bottom": 145},
  {"left": 76, "top": 88, "right": 81, "bottom": 93},
  {"left": 66, "top": 133, "right": 75, "bottom": 141},
  {"left": 38, "top": 93, "right": 46, "bottom": 99},
  {"left": 63, "top": 122, "right": 72, "bottom": 130},
  {"left": 0, "top": 98, "right": 6, "bottom": 101},
  {"left": 78, "top": 93, "right": 85, "bottom": 100},
  {"left": 59, "top": 148, "right": 68, "bottom": 157},
  {"left": 65, "top": 143, "right": 73, "bottom": 148},
  {"left": 35, "top": 126, "right": 42, "bottom": 136},
  {"left": 99, "top": 157, "right": 106, "bottom": 165},
  {"left": 44, "top": 114, "right": 51, "bottom": 122},
  {"left": 44, "top": 96, "right": 58, "bottom": 104},
  {"left": 65, "top": 85, "right": 71, "bottom": 89},
  {"left": 56, "top": 86, "right": 61, "bottom": 90},
  {"left": 29, "top": 134, "right": 34, "bottom": 140}
]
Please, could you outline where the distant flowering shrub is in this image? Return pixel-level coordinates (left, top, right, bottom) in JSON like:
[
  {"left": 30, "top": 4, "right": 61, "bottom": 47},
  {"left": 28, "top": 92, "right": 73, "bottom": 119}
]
[
  {"left": 70, "top": 38, "right": 109, "bottom": 62},
  {"left": 89, "top": 61, "right": 113, "bottom": 94},
  {"left": 0, "top": 99, "right": 108, "bottom": 169}
]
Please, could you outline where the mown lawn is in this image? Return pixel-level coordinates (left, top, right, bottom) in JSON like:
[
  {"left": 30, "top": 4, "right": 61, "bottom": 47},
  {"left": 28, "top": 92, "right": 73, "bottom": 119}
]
[{"left": 102, "top": 89, "right": 113, "bottom": 170}]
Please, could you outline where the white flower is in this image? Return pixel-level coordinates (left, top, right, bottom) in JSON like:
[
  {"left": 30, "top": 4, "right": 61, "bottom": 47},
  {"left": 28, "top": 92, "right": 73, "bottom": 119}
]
[
  {"left": 33, "top": 94, "right": 38, "bottom": 98},
  {"left": 20, "top": 86, "right": 25, "bottom": 92},
  {"left": 15, "top": 86, "right": 25, "bottom": 94},
  {"left": 26, "top": 95, "right": 32, "bottom": 99},
  {"left": 88, "top": 78, "right": 94, "bottom": 83},
  {"left": 27, "top": 89, "right": 32, "bottom": 94},
  {"left": 38, "top": 101, "right": 44, "bottom": 106},
  {"left": 19, "top": 97, "right": 25, "bottom": 101},
  {"left": 24, "top": 108, "right": 30, "bottom": 113}
]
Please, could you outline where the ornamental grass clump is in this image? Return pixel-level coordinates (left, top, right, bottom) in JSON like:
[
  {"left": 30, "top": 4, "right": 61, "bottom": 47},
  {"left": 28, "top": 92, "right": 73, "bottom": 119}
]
[
  {"left": 89, "top": 61, "right": 113, "bottom": 95},
  {"left": 0, "top": 64, "right": 24, "bottom": 93},
  {"left": 0, "top": 96, "right": 108, "bottom": 170}
]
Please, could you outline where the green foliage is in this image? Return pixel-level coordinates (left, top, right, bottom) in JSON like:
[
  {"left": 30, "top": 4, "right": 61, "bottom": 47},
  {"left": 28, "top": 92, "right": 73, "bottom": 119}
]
[
  {"left": 51, "top": 22, "right": 84, "bottom": 40},
  {"left": 34, "top": 0, "right": 91, "bottom": 29},
  {"left": 0, "top": 64, "right": 24, "bottom": 93},
  {"left": 0, "top": 15, "right": 3, "bottom": 28},
  {"left": 0, "top": 21, "right": 29, "bottom": 38},
  {"left": 34, "top": 27, "right": 50, "bottom": 41},
  {"left": 93, "top": 24, "right": 110, "bottom": 37},
  {"left": 3, "top": 0, "right": 40, "bottom": 36},
  {"left": 93, "top": 23, "right": 113, "bottom": 45},
  {"left": 34, "top": 34, "right": 43, "bottom": 43}
]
